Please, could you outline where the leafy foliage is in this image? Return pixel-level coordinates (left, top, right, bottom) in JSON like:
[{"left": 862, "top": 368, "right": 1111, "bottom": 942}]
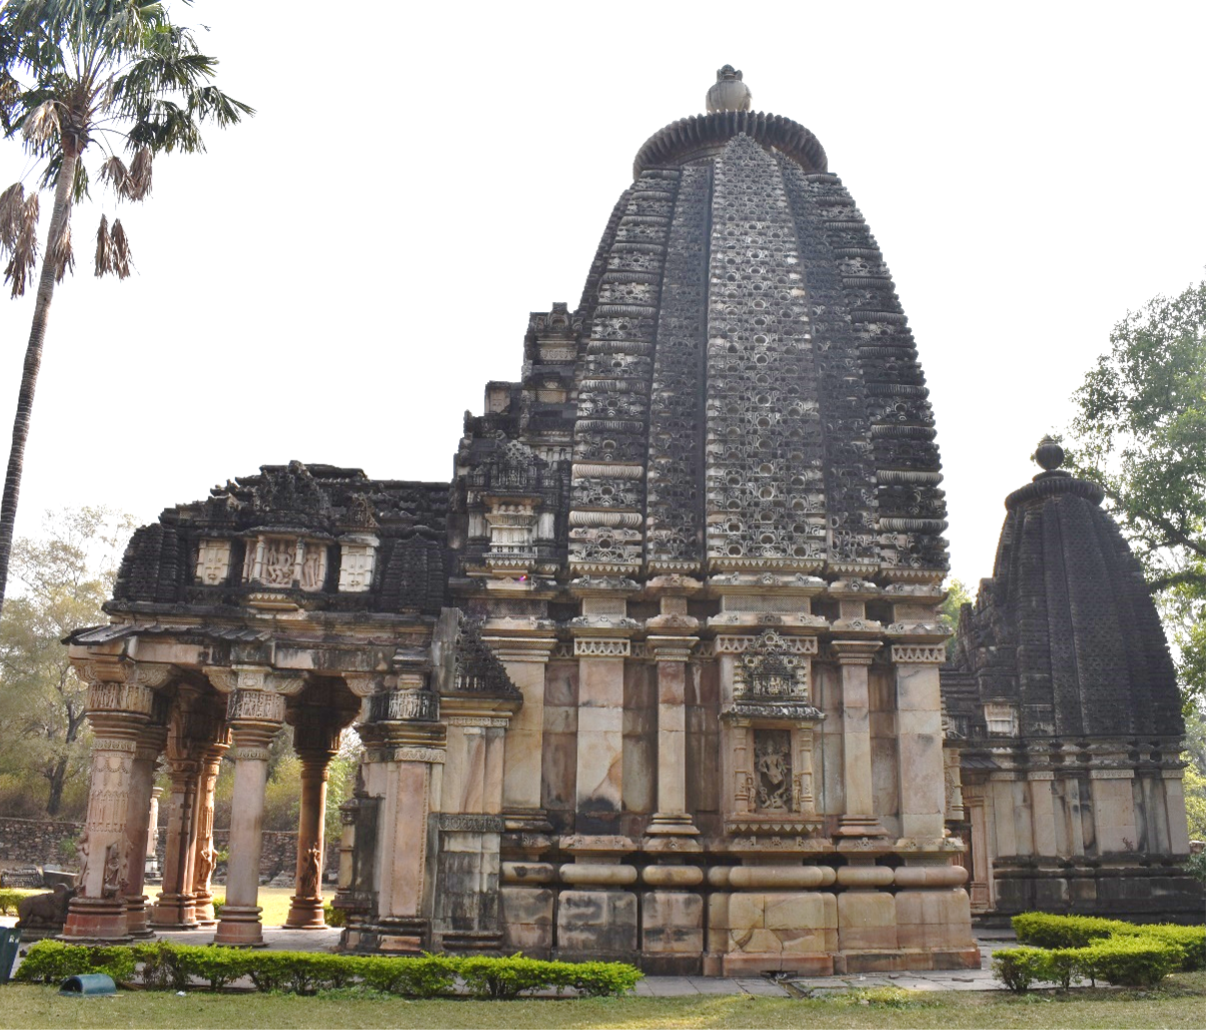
[
  {"left": 938, "top": 578, "right": 972, "bottom": 661},
  {"left": 1066, "top": 281, "right": 1206, "bottom": 717},
  {"left": 0, "top": 506, "right": 131, "bottom": 815},
  {"left": 0, "top": 0, "right": 254, "bottom": 292},
  {"left": 0, "top": 1, "right": 251, "bottom": 619}
]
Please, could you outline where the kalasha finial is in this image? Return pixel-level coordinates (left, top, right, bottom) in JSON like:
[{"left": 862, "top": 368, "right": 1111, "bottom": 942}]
[
  {"left": 707, "top": 65, "right": 752, "bottom": 113},
  {"left": 1032, "top": 435, "right": 1065, "bottom": 472}
]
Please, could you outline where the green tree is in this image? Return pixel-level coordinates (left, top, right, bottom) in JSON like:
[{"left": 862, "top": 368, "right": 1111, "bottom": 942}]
[
  {"left": 938, "top": 577, "right": 973, "bottom": 661},
  {"left": 0, "top": 0, "right": 251, "bottom": 616},
  {"left": 0, "top": 506, "right": 131, "bottom": 815},
  {"left": 1067, "top": 281, "right": 1206, "bottom": 717}
]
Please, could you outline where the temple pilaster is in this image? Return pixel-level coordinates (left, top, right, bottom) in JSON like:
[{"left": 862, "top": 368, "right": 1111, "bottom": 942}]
[
  {"left": 339, "top": 661, "right": 446, "bottom": 954},
  {"left": 831, "top": 640, "right": 885, "bottom": 840},
  {"left": 890, "top": 644, "right": 948, "bottom": 844},
  {"left": 486, "top": 635, "right": 556, "bottom": 832},
  {"left": 643, "top": 634, "right": 700, "bottom": 846}
]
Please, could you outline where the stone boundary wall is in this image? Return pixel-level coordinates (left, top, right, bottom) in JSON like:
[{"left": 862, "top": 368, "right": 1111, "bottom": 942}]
[{"left": 0, "top": 817, "right": 338, "bottom": 882}]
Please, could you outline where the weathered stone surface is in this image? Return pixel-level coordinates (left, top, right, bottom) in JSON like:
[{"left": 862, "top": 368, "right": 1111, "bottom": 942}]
[{"left": 556, "top": 889, "right": 638, "bottom": 958}]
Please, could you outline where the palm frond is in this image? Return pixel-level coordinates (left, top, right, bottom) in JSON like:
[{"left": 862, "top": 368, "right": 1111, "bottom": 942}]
[
  {"left": 109, "top": 216, "right": 130, "bottom": 279},
  {"left": 3, "top": 192, "right": 39, "bottom": 297},
  {"left": 127, "top": 144, "right": 151, "bottom": 198},
  {"left": 97, "top": 152, "right": 131, "bottom": 196},
  {"left": 21, "top": 99, "right": 59, "bottom": 146},
  {"left": 0, "top": 183, "right": 24, "bottom": 252},
  {"left": 93, "top": 212, "right": 111, "bottom": 276}
]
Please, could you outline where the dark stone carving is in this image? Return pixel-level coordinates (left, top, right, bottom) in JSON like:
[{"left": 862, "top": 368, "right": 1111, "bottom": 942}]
[
  {"left": 450, "top": 617, "right": 520, "bottom": 700},
  {"left": 16, "top": 883, "right": 76, "bottom": 929}
]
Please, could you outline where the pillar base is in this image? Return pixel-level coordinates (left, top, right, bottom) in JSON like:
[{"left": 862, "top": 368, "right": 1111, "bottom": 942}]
[
  {"left": 835, "top": 814, "right": 889, "bottom": 840},
  {"left": 284, "top": 895, "right": 327, "bottom": 929},
  {"left": 340, "top": 916, "right": 430, "bottom": 954},
  {"left": 62, "top": 896, "right": 133, "bottom": 943},
  {"left": 440, "top": 930, "right": 504, "bottom": 954},
  {"left": 643, "top": 813, "right": 702, "bottom": 852},
  {"left": 151, "top": 893, "right": 199, "bottom": 930},
  {"left": 124, "top": 895, "right": 156, "bottom": 938},
  {"left": 213, "top": 905, "right": 265, "bottom": 946},
  {"left": 502, "top": 808, "right": 553, "bottom": 834},
  {"left": 192, "top": 893, "right": 217, "bottom": 927}
]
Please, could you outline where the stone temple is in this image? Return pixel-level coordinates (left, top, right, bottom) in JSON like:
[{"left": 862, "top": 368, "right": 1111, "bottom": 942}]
[{"left": 61, "top": 67, "right": 1195, "bottom": 971}]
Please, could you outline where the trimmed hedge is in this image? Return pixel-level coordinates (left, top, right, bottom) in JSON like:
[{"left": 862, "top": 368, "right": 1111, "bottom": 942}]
[
  {"left": 995, "top": 913, "right": 1205, "bottom": 991},
  {"left": 1012, "top": 912, "right": 1206, "bottom": 971},
  {"left": 14, "top": 941, "right": 641, "bottom": 998}
]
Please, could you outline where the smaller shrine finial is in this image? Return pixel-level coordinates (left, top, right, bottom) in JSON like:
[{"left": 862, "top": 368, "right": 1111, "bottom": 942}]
[
  {"left": 1031, "top": 435, "right": 1065, "bottom": 472},
  {"left": 707, "top": 65, "right": 752, "bottom": 113}
]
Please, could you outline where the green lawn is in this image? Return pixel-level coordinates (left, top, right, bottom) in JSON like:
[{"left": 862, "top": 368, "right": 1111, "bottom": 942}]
[{"left": 0, "top": 971, "right": 1203, "bottom": 1030}]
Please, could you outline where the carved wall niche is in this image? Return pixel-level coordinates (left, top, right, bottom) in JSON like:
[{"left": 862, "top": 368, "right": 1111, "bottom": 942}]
[
  {"left": 195, "top": 540, "right": 232, "bottom": 586},
  {"left": 241, "top": 535, "right": 330, "bottom": 591},
  {"left": 719, "top": 630, "right": 824, "bottom": 837},
  {"left": 484, "top": 499, "right": 539, "bottom": 568},
  {"left": 338, "top": 536, "right": 378, "bottom": 593}
]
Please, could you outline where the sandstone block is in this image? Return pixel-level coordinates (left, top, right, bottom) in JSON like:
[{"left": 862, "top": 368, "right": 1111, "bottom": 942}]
[
  {"left": 556, "top": 889, "right": 637, "bottom": 955},
  {"left": 641, "top": 891, "right": 703, "bottom": 954}
]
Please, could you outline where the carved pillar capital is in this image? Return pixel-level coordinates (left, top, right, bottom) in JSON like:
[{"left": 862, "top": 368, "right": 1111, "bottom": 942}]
[
  {"left": 830, "top": 639, "right": 883, "bottom": 665},
  {"left": 646, "top": 635, "right": 698, "bottom": 664},
  {"left": 482, "top": 636, "right": 557, "bottom": 664},
  {"left": 204, "top": 665, "right": 304, "bottom": 697}
]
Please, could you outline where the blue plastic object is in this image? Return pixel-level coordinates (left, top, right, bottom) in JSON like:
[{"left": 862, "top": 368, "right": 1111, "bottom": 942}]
[{"left": 58, "top": 973, "right": 117, "bottom": 996}]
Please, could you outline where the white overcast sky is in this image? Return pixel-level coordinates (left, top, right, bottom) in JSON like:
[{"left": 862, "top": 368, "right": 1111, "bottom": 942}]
[{"left": 0, "top": 0, "right": 1203, "bottom": 589}]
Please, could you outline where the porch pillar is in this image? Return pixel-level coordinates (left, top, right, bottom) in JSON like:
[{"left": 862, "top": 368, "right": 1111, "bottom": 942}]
[
  {"left": 63, "top": 663, "right": 169, "bottom": 941},
  {"left": 122, "top": 718, "right": 169, "bottom": 937},
  {"left": 206, "top": 667, "right": 300, "bottom": 946},
  {"left": 191, "top": 738, "right": 229, "bottom": 926}
]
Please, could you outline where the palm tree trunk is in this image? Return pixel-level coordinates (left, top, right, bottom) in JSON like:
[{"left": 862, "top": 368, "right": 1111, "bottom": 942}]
[{"left": 0, "top": 148, "right": 77, "bottom": 616}]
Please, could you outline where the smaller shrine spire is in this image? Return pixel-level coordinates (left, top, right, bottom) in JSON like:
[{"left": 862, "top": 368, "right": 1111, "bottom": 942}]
[{"left": 707, "top": 65, "right": 752, "bottom": 112}]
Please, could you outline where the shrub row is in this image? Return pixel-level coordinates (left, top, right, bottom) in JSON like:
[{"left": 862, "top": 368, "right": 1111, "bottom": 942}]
[
  {"left": 1011, "top": 912, "right": 1206, "bottom": 970},
  {"left": 993, "top": 937, "right": 1184, "bottom": 991},
  {"left": 14, "top": 941, "right": 642, "bottom": 999},
  {"left": 995, "top": 913, "right": 1206, "bottom": 991}
]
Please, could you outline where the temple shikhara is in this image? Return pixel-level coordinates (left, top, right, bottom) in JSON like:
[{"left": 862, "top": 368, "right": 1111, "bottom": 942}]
[{"left": 61, "top": 67, "right": 1197, "bottom": 973}]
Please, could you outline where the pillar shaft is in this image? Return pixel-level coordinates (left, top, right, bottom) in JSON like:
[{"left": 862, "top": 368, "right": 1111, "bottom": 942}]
[
  {"left": 645, "top": 637, "right": 699, "bottom": 842},
  {"left": 152, "top": 758, "right": 201, "bottom": 928},
  {"left": 191, "top": 743, "right": 227, "bottom": 926},
  {"left": 122, "top": 724, "right": 166, "bottom": 937},
  {"left": 832, "top": 640, "right": 885, "bottom": 838},
  {"left": 573, "top": 639, "right": 628, "bottom": 835},
  {"left": 285, "top": 750, "right": 334, "bottom": 929},
  {"left": 63, "top": 676, "right": 158, "bottom": 941},
  {"left": 488, "top": 637, "right": 555, "bottom": 826},
  {"left": 212, "top": 687, "right": 284, "bottom": 946},
  {"left": 892, "top": 648, "right": 947, "bottom": 842}
]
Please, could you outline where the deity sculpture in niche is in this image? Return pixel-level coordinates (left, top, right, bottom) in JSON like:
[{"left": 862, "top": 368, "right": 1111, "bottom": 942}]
[
  {"left": 754, "top": 730, "right": 792, "bottom": 811},
  {"left": 720, "top": 629, "right": 824, "bottom": 835},
  {"left": 262, "top": 538, "right": 295, "bottom": 586}
]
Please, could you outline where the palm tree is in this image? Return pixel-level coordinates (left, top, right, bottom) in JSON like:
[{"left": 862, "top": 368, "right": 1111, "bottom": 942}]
[{"left": 0, "top": 0, "right": 251, "bottom": 614}]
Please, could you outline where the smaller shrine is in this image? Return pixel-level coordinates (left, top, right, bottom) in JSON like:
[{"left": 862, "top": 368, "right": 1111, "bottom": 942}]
[{"left": 941, "top": 438, "right": 1199, "bottom": 921}]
